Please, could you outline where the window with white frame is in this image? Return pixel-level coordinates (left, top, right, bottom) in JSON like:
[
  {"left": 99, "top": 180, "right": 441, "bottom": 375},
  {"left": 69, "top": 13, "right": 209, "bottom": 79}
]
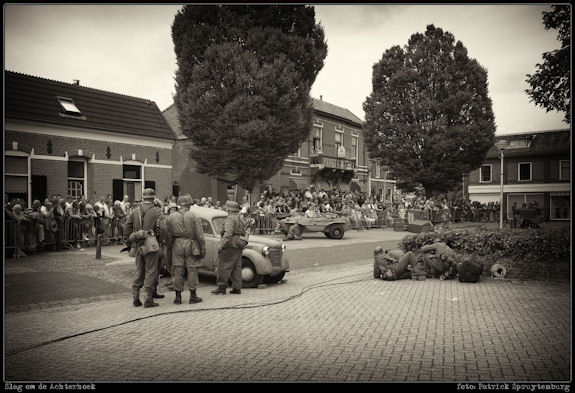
[
  {"left": 5, "top": 154, "right": 29, "bottom": 203},
  {"left": 479, "top": 164, "right": 492, "bottom": 183},
  {"left": 560, "top": 160, "right": 570, "bottom": 180},
  {"left": 67, "top": 160, "right": 86, "bottom": 198},
  {"left": 351, "top": 136, "right": 358, "bottom": 160},
  {"left": 290, "top": 166, "right": 302, "bottom": 176},
  {"left": 508, "top": 138, "right": 531, "bottom": 148},
  {"left": 123, "top": 164, "right": 143, "bottom": 201},
  {"left": 312, "top": 126, "right": 322, "bottom": 154},
  {"left": 518, "top": 162, "right": 532, "bottom": 181},
  {"left": 335, "top": 131, "right": 343, "bottom": 152}
]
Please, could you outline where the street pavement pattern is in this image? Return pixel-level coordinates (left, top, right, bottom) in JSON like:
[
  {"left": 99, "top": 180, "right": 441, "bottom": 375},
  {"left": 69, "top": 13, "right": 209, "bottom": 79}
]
[{"left": 4, "top": 260, "right": 570, "bottom": 382}]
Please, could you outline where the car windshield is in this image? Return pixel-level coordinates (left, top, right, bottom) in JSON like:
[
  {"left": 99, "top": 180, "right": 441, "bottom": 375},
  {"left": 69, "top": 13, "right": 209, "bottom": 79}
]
[{"left": 212, "top": 217, "right": 226, "bottom": 236}]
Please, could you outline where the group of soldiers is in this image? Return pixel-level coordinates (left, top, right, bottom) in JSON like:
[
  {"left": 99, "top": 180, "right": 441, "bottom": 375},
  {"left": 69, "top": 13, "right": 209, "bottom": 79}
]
[
  {"left": 374, "top": 241, "right": 466, "bottom": 282},
  {"left": 123, "top": 188, "right": 249, "bottom": 308}
]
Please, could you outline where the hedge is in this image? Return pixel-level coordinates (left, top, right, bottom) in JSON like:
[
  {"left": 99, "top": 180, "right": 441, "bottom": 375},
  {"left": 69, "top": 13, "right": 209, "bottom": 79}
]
[{"left": 400, "top": 226, "right": 571, "bottom": 280}]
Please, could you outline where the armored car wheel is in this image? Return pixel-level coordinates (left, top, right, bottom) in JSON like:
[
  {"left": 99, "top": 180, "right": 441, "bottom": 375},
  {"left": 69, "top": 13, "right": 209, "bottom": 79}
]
[{"left": 327, "top": 224, "right": 345, "bottom": 239}]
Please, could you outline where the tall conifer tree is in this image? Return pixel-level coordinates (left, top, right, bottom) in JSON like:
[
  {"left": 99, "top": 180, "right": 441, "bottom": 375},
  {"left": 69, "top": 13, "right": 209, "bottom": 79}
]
[
  {"left": 172, "top": 5, "right": 327, "bottom": 192},
  {"left": 363, "top": 25, "right": 496, "bottom": 196}
]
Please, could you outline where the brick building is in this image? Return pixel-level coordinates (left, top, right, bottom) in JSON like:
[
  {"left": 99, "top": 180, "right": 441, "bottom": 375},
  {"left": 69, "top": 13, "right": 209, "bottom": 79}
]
[
  {"left": 163, "top": 97, "right": 370, "bottom": 202},
  {"left": 467, "top": 129, "right": 570, "bottom": 221},
  {"left": 4, "top": 71, "right": 175, "bottom": 207}
]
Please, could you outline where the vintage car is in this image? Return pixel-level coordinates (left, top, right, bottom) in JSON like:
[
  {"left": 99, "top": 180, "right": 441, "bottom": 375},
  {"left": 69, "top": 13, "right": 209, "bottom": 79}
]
[
  {"left": 278, "top": 215, "right": 351, "bottom": 239},
  {"left": 190, "top": 206, "right": 289, "bottom": 288},
  {"left": 516, "top": 208, "right": 543, "bottom": 229}
]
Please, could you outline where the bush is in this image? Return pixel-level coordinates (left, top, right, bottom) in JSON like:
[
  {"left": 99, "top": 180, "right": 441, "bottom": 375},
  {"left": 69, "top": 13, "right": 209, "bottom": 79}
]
[{"left": 400, "top": 226, "right": 571, "bottom": 280}]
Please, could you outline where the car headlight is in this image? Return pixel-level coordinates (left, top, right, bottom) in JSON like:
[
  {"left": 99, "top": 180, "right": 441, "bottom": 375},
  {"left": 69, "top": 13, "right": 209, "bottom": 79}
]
[
  {"left": 282, "top": 244, "right": 286, "bottom": 253},
  {"left": 262, "top": 246, "right": 270, "bottom": 257}
]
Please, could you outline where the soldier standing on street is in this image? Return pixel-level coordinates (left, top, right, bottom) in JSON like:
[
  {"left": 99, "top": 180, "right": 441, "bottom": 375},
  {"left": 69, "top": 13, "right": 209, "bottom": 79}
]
[
  {"left": 166, "top": 195, "right": 206, "bottom": 304},
  {"left": 124, "top": 188, "right": 163, "bottom": 308},
  {"left": 211, "top": 200, "right": 247, "bottom": 295}
]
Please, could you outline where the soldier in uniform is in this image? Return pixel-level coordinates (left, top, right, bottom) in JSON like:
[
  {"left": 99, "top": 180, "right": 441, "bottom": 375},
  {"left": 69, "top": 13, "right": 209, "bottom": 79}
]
[
  {"left": 284, "top": 221, "right": 303, "bottom": 241},
  {"left": 419, "top": 241, "right": 458, "bottom": 280},
  {"left": 211, "top": 200, "right": 247, "bottom": 295},
  {"left": 124, "top": 188, "right": 163, "bottom": 308},
  {"left": 163, "top": 202, "right": 178, "bottom": 290},
  {"left": 166, "top": 195, "right": 206, "bottom": 304}
]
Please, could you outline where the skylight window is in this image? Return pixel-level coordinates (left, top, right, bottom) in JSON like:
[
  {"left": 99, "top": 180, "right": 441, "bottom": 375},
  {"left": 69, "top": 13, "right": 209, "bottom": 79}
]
[{"left": 57, "top": 97, "right": 82, "bottom": 115}]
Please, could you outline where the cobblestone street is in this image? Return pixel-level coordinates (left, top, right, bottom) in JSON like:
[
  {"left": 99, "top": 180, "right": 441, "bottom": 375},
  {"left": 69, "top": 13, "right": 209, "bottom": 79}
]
[{"left": 4, "top": 247, "right": 571, "bottom": 382}]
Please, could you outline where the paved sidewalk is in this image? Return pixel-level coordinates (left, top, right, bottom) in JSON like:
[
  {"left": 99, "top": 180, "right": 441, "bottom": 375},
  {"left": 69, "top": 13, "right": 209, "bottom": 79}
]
[{"left": 4, "top": 259, "right": 571, "bottom": 382}]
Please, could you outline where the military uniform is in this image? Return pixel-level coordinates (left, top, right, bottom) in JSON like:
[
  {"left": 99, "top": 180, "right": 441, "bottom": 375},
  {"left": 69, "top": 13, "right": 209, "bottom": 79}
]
[
  {"left": 166, "top": 196, "right": 205, "bottom": 304},
  {"left": 124, "top": 189, "right": 163, "bottom": 308},
  {"left": 211, "top": 201, "right": 246, "bottom": 295},
  {"left": 285, "top": 222, "right": 302, "bottom": 240},
  {"left": 373, "top": 248, "right": 418, "bottom": 280},
  {"left": 420, "top": 242, "right": 458, "bottom": 280}
]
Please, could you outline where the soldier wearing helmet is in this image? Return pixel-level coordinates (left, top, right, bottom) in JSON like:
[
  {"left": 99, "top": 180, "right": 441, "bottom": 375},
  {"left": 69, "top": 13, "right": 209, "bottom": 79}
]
[
  {"left": 124, "top": 188, "right": 164, "bottom": 308},
  {"left": 211, "top": 200, "right": 248, "bottom": 295},
  {"left": 166, "top": 195, "right": 206, "bottom": 304}
]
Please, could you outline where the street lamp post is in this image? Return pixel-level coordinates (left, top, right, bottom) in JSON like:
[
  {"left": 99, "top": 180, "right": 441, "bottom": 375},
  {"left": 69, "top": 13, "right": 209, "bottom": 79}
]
[{"left": 495, "top": 139, "right": 509, "bottom": 229}]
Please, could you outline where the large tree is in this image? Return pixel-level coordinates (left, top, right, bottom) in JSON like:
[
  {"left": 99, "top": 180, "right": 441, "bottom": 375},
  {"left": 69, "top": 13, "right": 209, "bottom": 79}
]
[
  {"left": 172, "top": 5, "right": 327, "bottom": 192},
  {"left": 525, "top": 5, "right": 571, "bottom": 123},
  {"left": 363, "top": 25, "right": 496, "bottom": 197}
]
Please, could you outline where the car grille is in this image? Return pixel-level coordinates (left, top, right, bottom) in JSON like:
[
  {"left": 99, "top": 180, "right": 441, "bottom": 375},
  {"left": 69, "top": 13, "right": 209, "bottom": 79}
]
[{"left": 268, "top": 248, "right": 283, "bottom": 267}]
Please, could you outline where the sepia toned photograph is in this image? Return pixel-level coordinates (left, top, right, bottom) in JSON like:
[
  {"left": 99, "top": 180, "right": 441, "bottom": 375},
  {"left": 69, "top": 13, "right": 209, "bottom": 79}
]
[{"left": 3, "top": 2, "right": 571, "bottom": 387}]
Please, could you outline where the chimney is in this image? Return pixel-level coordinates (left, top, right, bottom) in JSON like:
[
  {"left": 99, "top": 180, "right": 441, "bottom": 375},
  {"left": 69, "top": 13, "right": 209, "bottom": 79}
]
[
  {"left": 73, "top": 79, "right": 80, "bottom": 86},
  {"left": 320, "top": 95, "right": 323, "bottom": 101}
]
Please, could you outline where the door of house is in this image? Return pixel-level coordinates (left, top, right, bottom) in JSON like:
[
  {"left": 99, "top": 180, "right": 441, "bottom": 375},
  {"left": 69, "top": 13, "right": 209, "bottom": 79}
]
[
  {"left": 113, "top": 179, "right": 123, "bottom": 203},
  {"left": 31, "top": 175, "right": 47, "bottom": 203}
]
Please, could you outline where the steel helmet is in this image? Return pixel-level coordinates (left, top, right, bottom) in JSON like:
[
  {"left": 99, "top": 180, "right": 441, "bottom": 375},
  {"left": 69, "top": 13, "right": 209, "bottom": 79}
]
[
  {"left": 224, "top": 200, "right": 240, "bottom": 212},
  {"left": 142, "top": 188, "right": 156, "bottom": 200},
  {"left": 177, "top": 195, "right": 192, "bottom": 206}
]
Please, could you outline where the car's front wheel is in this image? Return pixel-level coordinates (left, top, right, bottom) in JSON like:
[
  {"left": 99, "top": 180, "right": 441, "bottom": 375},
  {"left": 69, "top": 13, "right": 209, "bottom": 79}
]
[
  {"left": 241, "top": 258, "right": 264, "bottom": 288},
  {"left": 264, "top": 271, "right": 286, "bottom": 284}
]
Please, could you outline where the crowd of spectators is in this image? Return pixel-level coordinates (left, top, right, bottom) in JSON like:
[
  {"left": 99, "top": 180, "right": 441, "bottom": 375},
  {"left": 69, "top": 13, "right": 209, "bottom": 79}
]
[{"left": 5, "top": 187, "right": 520, "bottom": 257}]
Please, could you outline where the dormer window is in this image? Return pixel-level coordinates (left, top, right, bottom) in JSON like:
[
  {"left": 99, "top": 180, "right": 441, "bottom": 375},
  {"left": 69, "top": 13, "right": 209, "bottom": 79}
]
[
  {"left": 508, "top": 138, "right": 532, "bottom": 148},
  {"left": 57, "top": 96, "right": 85, "bottom": 118}
]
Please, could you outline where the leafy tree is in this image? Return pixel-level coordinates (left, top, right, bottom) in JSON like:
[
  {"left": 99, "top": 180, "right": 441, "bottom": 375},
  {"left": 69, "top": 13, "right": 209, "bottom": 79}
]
[
  {"left": 363, "top": 25, "right": 496, "bottom": 197},
  {"left": 526, "top": 5, "right": 571, "bottom": 123},
  {"left": 172, "top": 5, "right": 327, "bottom": 192}
]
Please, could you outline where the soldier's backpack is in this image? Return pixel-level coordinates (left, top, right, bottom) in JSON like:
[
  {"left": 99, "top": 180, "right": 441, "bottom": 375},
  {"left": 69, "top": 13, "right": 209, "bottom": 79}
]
[{"left": 458, "top": 259, "right": 484, "bottom": 283}]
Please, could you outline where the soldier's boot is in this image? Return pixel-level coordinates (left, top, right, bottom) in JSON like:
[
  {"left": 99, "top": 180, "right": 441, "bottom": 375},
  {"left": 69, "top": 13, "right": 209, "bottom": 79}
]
[
  {"left": 152, "top": 285, "right": 165, "bottom": 299},
  {"left": 132, "top": 289, "right": 142, "bottom": 307},
  {"left": 143, "top": 289, "right": 159, "bottom": 308},
  {"left": 210, "top": 285, "right": 227, "bottom": 295},
  {"left": 189, "top": 289, "right": 203, "bottom": 303},
  {"left": 174, "top": 291, "right": 182, "bottom": 305}
]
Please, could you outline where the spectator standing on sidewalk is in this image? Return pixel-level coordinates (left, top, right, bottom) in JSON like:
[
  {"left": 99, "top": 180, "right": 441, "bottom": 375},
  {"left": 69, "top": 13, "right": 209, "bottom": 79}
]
[
  {"left": 113, "top": 200, "right": 125, "bottom": 243},
  {"left": 30, "top": 200, "right": 45, "bottom": 248},
  {"left": 124, "top": 188, "right": 163, "bottom": 308},
  {"left": 11, "top": 204, "right": 28, "bottom": 258},
  {"left": 95, "top": 196, "right": 111, "bottom": 245}
]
